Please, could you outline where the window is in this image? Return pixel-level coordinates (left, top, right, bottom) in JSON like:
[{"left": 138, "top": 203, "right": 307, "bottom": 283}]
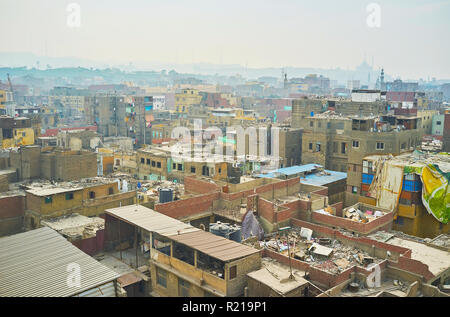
[
  {"left": 310, "top": 121, "right": 314, "bottom": 127},
  {"left": 218, "top": 168, "right": 222, "bottom": 174},
  {"left": 157, "top": 162, "right": 161, "bottom": 168},
  {"left": 309, "top": 143, "right": 313, "bottom": 150},
  {"left": 65, "top": 192, "right": 74, "bottom": 200},
  {"left": 352, "top": 140, "right": 359, "bottom": 148},
  {"left": 376, "top": 142, "right": 385, "bottom": 150},
  {"left": 177, "top": 164, "right": 183, "bottom": 171},
  {"left": 341, "top": 143, "right": 347, "bottom": 154},
  {"left": 191, "top": 167, "right": 196, "bottom": 173},
  {"left": 352, "top": 186, "right": 358, "bottom": 194},
  {"left": 152, "top": 161, "right": 156, "bottom": 167},
  {"left": 327, "top": 122, "right": 331, "bottom": 129},
  {"left": 156, "top": 268, "right": 167, "bottom": 288},
  {"left": 316, "top": 143, "right": 321, "bottom": 152},
  {"left": 318, "top": 122, "right": 321, "bottom": 128},
  {"left": 108, "top": 187, "right": 114, "bottom": 195},
  {"left": 173, "top": 163, "right": 177, "bottom": 169},
  {"left": 89, "top": 191, "right": 96, "bottom": 199},
  {"left": 436, "top": 121, "right": 441, "bottom": 125},
  {"left": 45, "top": 196, "right": 53, "bottom": 204},
  {"left": 229, "top": 265, "right": 237, "bottom": 280},
  {"left": 146, "top": 159, "right": 151, "bottom": 165},
  {"left": 333, "top": 142, "right": 337, "bottom": 153},
  {"left": 179, "top": 279, "right": 190, "bottom": 297}
]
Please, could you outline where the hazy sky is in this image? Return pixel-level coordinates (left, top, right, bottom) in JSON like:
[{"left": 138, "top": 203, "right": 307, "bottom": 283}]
[{"left": 1, "top": 0, "right": 449, "bottom": 79}]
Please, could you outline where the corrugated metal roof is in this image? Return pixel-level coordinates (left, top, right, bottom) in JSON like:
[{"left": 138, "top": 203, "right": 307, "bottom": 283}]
[
  {"left": 168, "top": 230, "right": 260, "bottom": 262},
  {"left": 302, "top": 170, "right": 347, "bottom": 186},
  {"left": 0, "top": 227, "right": 120, "bottom": 297},
  {"left": 256, "top": 164, "right": 323, "bottom": 178},
  {"left": 106, "top": 205, "right": 260, "bottom": 262},
  {"left": 105, "top": 205, "right": 200, "bottom": 236}
]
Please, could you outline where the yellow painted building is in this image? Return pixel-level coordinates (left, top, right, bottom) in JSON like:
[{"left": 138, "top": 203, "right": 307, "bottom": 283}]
[
  {"left": 24, "top": 181, "right": 136, "bottom": 230},
  {"left": 2, "top": 127, "right": 35, "bottom": 148},
  {"left": 175, "top": 89, "right": 202, "bottom": 113},
  {"left": 0, "top": 89, "right": 12, "bottom": 110}
]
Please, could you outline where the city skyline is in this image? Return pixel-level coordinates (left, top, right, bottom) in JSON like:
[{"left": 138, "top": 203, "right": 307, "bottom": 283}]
[{"left": 1, "top": 0, "right": 449, "bottom": 80}]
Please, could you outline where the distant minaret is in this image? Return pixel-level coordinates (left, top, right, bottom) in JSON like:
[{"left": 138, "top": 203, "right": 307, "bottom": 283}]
[
  {"left": 284, "top": 71, "right": 288, "bottom": 89},
  {"left": 380, "top": 68, "right": 385, "bottom": 90}
]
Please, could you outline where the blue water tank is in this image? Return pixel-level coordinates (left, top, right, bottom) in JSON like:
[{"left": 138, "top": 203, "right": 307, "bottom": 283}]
[
  {"left": 229, "top": 225, "right": 242, "bottom": 243},
  {"left": 209, "top": 222, "right": 230, "bottom": 238},
  {"left": 159, "top": 188, "right": 173, "bottom": 204},
  {"left": 209, "top": 222, "right": 242, "bottom": 242}
]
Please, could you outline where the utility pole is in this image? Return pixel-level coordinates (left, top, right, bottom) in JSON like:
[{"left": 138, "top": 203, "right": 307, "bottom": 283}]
[{"left": 279, "top": 226, "right": 295, "bottom": 280}]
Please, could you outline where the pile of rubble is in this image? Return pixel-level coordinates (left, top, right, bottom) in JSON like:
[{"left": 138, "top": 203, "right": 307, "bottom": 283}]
[
  {"left": 429, "top": 234, "right": 450, "bottom": 250},
  {"left": 343, "top": 207, "right": 385, "bottom": 223},
  {"left": 139, "top": 180, "right": 184, "bottom": 200},
  {"left": 254, "top": 227, "right": 383, "bottom": 274},
  {"left": 42, "top": 213, "right": 104, "bottom": 241},
  {"left": 421, "top": 137, "right": 443, "bottom": 152}
]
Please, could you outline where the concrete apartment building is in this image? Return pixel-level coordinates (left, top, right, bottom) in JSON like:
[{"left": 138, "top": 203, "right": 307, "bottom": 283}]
[
  {"left": 358, "top": 152, "right": 449, "bottom": 238},
  {"left": 8, "top": 146, "right": 97, "bottom": 181},
  {"left": 292, "top": 94, "right": 430, "bottom": 206},
  {"left": 137, "top": 146, "right": 231, "bottom": 182},
  {"left": 88, "top": 95, "right": 153, "bottom": 147},
  {"left": 444, "top": 110, "right": 450, "bottom": 152},
  {"left": 175, "top": 89, "right": 203, "bottom": 114},
  {"left": 23, "top": 178, "right": 136, "bottom": 231},
  {"left": 0, "top": 116, "right": 35, "bottom": 149}
]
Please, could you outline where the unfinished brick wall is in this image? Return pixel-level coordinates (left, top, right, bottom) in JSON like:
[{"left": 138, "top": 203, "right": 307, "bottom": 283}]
[
  {"left": 331, "top": 201, "right": 344, "bottom": 217},
  {"left": 388, "top": 255, "right": 435, "bottom": 282},
  {"left": 310, "top": 209, "right": 393, "bottom": 236},
  {"left": 184, "top": 176, "right": 220, "bottom": 195},
  {"left": 154, "top": 192, "right": 220, "bottom": 219},
  {"left": 288, "top": 218, "right": 438, "bottom": 281},
  {"left": 0, "top": 195, "right": 25, "bottom": 236},
  {"left": 261, "top": 248, "right": 388, "bottom": 290},
  {"left": 257, "top": 198, "right": 276, "bottom": 223}
]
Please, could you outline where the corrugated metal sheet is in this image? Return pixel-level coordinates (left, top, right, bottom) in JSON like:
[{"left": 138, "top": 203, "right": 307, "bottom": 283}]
[
  {"left": 105, "top": 205, "right": 200, "bottom": 236},
  {"left": 256, "top": 164, "right": 323, "bottom": 178},
  {"left": 117, "top": 272, "right": 142, "bottom": 287},
  {"left": 106, "top": 205, "right": 260, "bottom": 262},
  {"left": 168, "top": 230, "right": 260, "bottom": 262},
  {"left": 0, "top": 227, "right": 120, "bottom": 297},
  {"left": 74, "top": 281, "right": 116, "bottom": 297},
  {"left": 302, "top": 170, "right": 347, "bottom": 186}
]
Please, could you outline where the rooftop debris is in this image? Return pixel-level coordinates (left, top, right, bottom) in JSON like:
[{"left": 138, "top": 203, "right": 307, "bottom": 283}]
[
  {"left": 246, "top": 227, "right": 384, "bottom": 274},
  {"left": 41, "top": 213, "right": 104, "bottom": 240}
]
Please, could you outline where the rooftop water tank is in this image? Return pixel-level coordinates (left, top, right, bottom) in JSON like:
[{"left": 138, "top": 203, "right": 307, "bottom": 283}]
[
  {"left": 159, "top": 188, "right": 173, "bottom": 204},
  {"left": 209, "top": 221, "right": 242, "bottom": 242},
  {"left": 209, "top": 221, "right": 230, "bottom": 238}
]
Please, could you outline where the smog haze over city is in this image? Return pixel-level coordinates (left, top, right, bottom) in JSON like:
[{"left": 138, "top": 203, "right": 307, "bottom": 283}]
[{"left": 0, "top": 0, "right": 449, "bottom": 307}]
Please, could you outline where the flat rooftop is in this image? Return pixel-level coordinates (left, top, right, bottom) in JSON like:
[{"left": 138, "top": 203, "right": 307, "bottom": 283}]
[
  {"left": 247, "top": 258, "right": 309, "bottom": 295},
  {"left": 41, "top": 213, "right": 104, "bottom": 239},
  {"left": 24, "top": 177, "right": 119, "bottom": 196},
  {"left": 385, "top": 237, "right": 450, "bottom": 277},
  {"left": 364, "top": 151, "right": 450, "bottom": 173}
]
